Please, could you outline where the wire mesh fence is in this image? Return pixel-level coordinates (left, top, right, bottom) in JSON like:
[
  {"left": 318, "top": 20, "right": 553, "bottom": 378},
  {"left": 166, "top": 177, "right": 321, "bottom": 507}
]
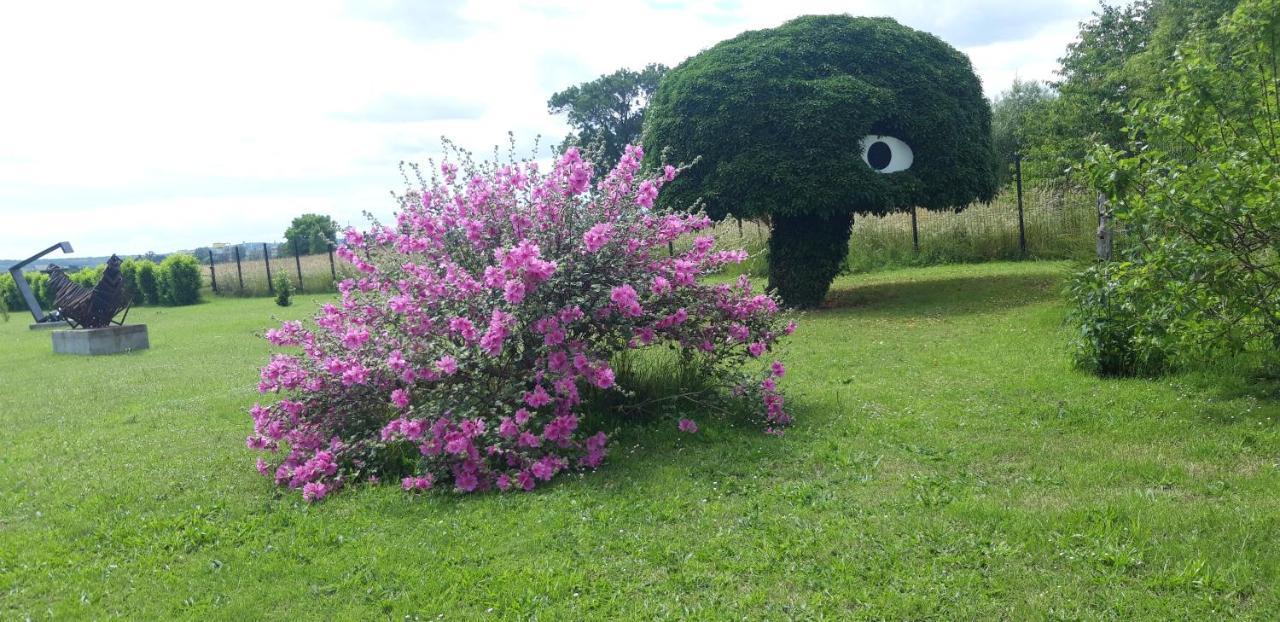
[
  {"left": 200, "top": 243, "right": 357, "bottom": 297},
  {"left": 201, "top": 159, "right": 1100, "bottom": 296}
]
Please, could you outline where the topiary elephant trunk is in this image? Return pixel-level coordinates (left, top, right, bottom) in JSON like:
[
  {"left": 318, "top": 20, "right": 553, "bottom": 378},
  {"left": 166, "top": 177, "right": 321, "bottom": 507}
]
[{"left": 767, "top": 212, "right": 852, "bottom": 308}]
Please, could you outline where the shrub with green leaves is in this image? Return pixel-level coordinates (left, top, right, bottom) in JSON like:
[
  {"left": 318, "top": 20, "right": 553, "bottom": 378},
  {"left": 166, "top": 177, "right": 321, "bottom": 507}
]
[
  {"left": 1, "top": 272, "right": 52, "bottom": 313},
  {"left": 1075, "top": 0, "right": 1280, "bottom": 373},
  {"left": 158, "top": 254, "right": 202, "bottom": 306},
  {"left": 135, "top": 261, "right": 160, "bottom": 306},
  {"left": 274, "top": 274, "right": 292, "bottom": 307},
  {"left": 1066, "top": 261, "right": 1173, "bottom": 377},
  {"left": 644, "top": 15, "right": 996, "bottom": 307}
]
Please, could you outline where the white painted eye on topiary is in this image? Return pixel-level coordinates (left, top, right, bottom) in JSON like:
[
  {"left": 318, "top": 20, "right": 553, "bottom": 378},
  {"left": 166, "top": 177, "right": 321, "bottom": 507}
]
[{"left": 859, "top": 135, "right": 913, "bottom": 173}]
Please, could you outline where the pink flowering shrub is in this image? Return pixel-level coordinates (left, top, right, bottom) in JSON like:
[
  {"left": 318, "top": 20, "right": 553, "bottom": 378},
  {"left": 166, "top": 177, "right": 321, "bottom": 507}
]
[{"left": 247, "top": 144, "right": 794, "bottom": 501}]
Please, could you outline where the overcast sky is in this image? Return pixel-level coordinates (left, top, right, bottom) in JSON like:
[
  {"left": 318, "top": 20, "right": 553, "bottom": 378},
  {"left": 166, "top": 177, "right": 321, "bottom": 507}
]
[{"left": 0, "top": 0, "right": 1104, "bottom": 259}]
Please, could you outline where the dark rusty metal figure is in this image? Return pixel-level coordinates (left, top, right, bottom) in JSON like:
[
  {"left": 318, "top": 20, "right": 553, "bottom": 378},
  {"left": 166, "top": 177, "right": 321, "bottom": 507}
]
[{"left": 45, "top": 254, "right": 131, "bottom": 329}]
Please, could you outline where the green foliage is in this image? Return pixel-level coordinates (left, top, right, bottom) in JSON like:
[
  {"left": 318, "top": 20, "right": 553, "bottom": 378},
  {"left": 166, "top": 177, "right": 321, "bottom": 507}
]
[
  {"left": 273, "top": 273, "right": 292, "bottom": 307},
  {"left": 1066, "top": 262, "right": 1174, "bottom": 376},
  {"left": 768, "top": 213, "right": 852, "bottom": 308},
  {"left": 119, "top": 259, "right": 139, "bottom": 304},
  {"left": 135, "top": 261, "right": 160, "bottom": 306},
  {"left": 990, "top": 78, "right": 1057, "bottom": 183},
  {"left": 645, "top": 15, "right": 996, "bottom": 221},
  {"left": 283, "top": 213, "right": 338, "bottom": 256},
  {"left": 643, "top": 15, "right": 996, "bottom": 306},
  {"left": 68, "top": 266, "right": 104, "bottom": 289},
  {"left": 157, "top": 254, "right": 202, "bottom": 306},
  {"left": 549, "top": 64, "right": 668, "bottom": 179},
  {"left": 1073, "top": 0, "right": 1280, "bottom": 374},
  {"left": 1, "top": 272, "right": 52, "bottom": 312},
  {"left": 1022, "top": 0, "right": 1238, "bottom": 182}
]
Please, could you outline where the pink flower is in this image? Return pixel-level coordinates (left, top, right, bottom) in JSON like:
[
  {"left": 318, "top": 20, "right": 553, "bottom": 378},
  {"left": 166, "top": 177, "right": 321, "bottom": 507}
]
[
  {"left": 402, "top": 474, "right": 434, "bottom": 491},
  {"left": 523, "top": 384, "right": 552, "bottom": 408},
  {"left": 747, "top": 342, "right": 766, "bottom": 357},
  {"left": 583, "top": 223, "right": 614, "bottom": 253},
  {"left": 609, "top": 284, "right": 643, "bottom": 317},
  {"left": 302, "top": 481, "right": 329, "bottom": 502},
  {"left": 498, "top": 417, "right": 519, "bottom": 439},
  {"left": 771, "top": 361, "right": 786, "bottom": 378},
  {"left": 678, "top": 418, "right": 698, "bottom": 434},
  {"left": 391, "top": 388, "right": 410, "bottom": 409},
  {"left": 435, "top": 356, "right": 458, "bottom": 376},
  {"left": 517, "top": 470, "right": 536, "bottom": 491},
  {"left": 636, "top": 180, "right": 659, "bottom": 208},
  {"left": 651, "top": 276, "right": 672, "bottom": 295}
]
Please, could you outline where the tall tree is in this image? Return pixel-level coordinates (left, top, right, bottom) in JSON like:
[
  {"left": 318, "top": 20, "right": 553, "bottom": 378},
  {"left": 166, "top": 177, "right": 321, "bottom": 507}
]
[
  {"left": 548, "top": 64, "right": 668, "bottom": 178},
  {"left": 284, "top": 214, "right": 338, "bottom": 255},
  {"left": 1030, "top": 0, "right": 1238, "bottom": 180},
  {"left": 990, "top": 78, "right": 1057, "bottom": 184}
]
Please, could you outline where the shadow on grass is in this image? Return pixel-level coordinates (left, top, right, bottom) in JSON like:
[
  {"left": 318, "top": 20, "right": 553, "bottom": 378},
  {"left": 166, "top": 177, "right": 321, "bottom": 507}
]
[{"left": 821, "top": 272, "right": 1063, "bottom": 317}]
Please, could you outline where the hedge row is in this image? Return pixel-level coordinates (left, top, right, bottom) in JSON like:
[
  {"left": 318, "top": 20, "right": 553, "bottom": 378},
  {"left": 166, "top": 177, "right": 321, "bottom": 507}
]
[{"left": 0, "top": 254, "right": 202, "bottom": 312}]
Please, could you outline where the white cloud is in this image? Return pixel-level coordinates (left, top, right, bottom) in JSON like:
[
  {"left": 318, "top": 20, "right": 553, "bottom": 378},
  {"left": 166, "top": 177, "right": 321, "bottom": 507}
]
[{"left": 0, "top": 0, "right": 1099, "bottom": 258}]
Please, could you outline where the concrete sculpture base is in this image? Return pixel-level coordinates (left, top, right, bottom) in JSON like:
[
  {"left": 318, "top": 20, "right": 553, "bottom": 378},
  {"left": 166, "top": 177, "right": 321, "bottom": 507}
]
[
  {"left": 30, "top": 322, "right": 69, "bottom": 330},
  {"left": 52, "top": 325, "right": 150, "bottom": 355}
]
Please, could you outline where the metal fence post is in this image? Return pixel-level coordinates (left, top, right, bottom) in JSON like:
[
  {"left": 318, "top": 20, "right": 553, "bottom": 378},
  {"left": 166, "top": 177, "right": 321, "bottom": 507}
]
[
  {"left": 328, "top": 243, "right": 337, "bottom": 285},
  {"left": 264, "top": 243, "right": 275, "bottom": 295},
  {"left": 910, "top": 208, "right": 920, "bottom": 254},
  {"left": 234, "top": 244, "right": 244, "bottom": 291},
  {"left": 1015, "top": 153, "right": 1027, "bottom": 257},
  {"left": 207, "top": 249, "right": 219, "bottom": 294},
  {"left": 293, "top": 238, "right": 304, "bottom": 294}
]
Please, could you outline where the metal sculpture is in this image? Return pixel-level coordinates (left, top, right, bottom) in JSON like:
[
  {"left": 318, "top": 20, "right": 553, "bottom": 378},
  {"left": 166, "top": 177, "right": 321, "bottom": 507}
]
[
  {"left": 45, "top": 255, "right": 131, "bottom": 329},
  {"left": 8, "top": 241, "right": 74, "bottom": 324}
]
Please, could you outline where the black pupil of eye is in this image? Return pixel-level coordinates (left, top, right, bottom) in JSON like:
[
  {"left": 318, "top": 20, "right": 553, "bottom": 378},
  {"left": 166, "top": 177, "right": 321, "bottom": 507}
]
[{"left": 867, "top": 141, "right": 892, "bottom": 170}]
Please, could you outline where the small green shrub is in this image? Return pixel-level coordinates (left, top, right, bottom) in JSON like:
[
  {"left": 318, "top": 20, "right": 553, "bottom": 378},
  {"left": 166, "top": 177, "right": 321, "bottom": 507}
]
[
  {"left": 1065, "top": 262, "right": 1172, "bottom": 377},
  {"left": 158, "top": 254, "right": 202, "bottom": 306},
  {"left": 119, "top": 259, "right": 139, "bottom": 303},
  {"left": 136, "top": 261, "right": 160, "bottom": 306},
  {"left": 274, "top": 274, "right": 293, "bottom": 307},
  {"left": 68, "top": 266, "right": 104, "bottom": 289}
]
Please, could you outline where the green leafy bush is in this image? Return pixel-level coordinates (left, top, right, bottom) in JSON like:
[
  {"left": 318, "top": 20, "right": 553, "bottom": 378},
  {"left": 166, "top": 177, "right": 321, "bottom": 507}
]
[
  {"left": 119, "top": 259, "right": 139, "bottom": 304},
  {"left": 1073, "top": 0, "right": 1280, "bottom": 374},
  {"left": 1, "top": 272, "right": 52, "bottom": 312},
  {"left": 136, "top": 261, "right": 160, "bottom": 306},
  {"left": 274, "top": 274, "right": 292, "bottom": 307},
  {"left": 68, "top": 266, "right": 104, "bottom": 289},
  {"left": 1065, "top": 262, "right": 1172, "bottom": 377},
  {"left": 158, "top": 254, "right": 202, "bottom": 306},
  {"left": 644, "top": 15, "right": 996, "bottom": 307}
]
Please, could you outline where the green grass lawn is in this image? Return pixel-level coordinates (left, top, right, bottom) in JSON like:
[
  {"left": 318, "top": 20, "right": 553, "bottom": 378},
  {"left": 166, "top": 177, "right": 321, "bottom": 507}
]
[{"left": 2, "top": 261, "right": 1277, "bottom": 620}]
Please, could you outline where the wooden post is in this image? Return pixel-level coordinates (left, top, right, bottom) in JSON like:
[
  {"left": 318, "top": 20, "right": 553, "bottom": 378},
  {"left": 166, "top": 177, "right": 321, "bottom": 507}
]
[
  {"left": 264, "top": 243, "right": 274, "bottom": 295},
  {"left": 234, "top": 244, "right": 244, "bottom": 291},
  {"left": 328, "top": 243, "right": 337, "bottom": 284},
  {"left": 207, "top": 249, "right": 218, "bottom": 294},
  {"left": 1015, "top": 154, "right": 1027, "bottom": 258},
  {"left": 1096, "top": 193, "right": 1113, "bottom": 262},
  {"left": 293, "top": 238, "right": 304, "bottom": 294}
]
